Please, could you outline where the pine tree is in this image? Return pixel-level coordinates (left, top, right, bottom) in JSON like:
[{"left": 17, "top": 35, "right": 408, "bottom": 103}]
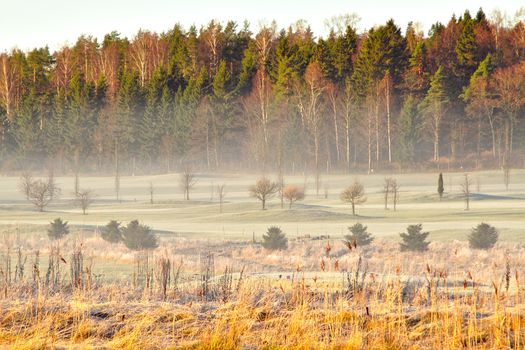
[
  {"left": 261, "top": 226, "right": 288, "bottom": 250},
  {"left": 399, "top": 224, "right": 430, "bottom": 252},
  {"left": 398, "top": 95, "right": 423, "bottom": 164},
  {"left": 47, "top": 218, "right": 70, "bottom": 240},
  {"left": 468, "top": 223, "right": 498, "bottom": 249},
  {"left": 101, "top": 220, "right": 123, "bottom": 243},
  {"left": 438, "top": 173, "right": 444, "bottom": 200},
  {"left": 404, "top": 42, "right": 428, "bottom": 98},
  {"left": 344, "top": 223, "right": 374, "bottom": 246},
  {"left": 419, "top": 66, "right": 449, "bottom": 162},
  {"left": 455, "top": 17, "right": 479, "bottom": 87},
  {"left": 121, "top": 220, "right": 158, "bottom": 250}
]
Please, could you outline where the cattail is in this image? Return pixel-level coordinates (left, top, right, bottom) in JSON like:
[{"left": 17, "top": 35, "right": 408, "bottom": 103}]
[
  {"left": 325, "top": 241, "right": 331, "bottom": 257},
  {"left": 504, "top": 255, "right": 510, "bottom": 292},
  {"left": 320, "top": 259, "right": 325, "bottom": 272}
]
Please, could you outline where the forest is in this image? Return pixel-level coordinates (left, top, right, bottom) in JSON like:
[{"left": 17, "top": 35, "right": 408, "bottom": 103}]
[{"left": 0, "top": 9, "right": 524, "bottom": 175}]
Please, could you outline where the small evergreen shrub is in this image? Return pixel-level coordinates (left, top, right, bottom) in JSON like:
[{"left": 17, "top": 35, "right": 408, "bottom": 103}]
[
  {"left": 261, "top": 226, "right": 288, "bottom": 251},
  {"left": 47, "top": 218, "right": 70, "bottom": 240},
  {"left": 400, "top": 224, "right": 430, "bottom": 252},
  {"left": 468, "top": 223, "right": 498, "bottom": 249},
  {"left": 344, "top": 223, "right": 374, "bottom": 246},
  {"left": 101, "top": 220, "right": 123, "bottom": 243},
  {"left": 121, "top": 220, "right": 159, "bottom": 250}
]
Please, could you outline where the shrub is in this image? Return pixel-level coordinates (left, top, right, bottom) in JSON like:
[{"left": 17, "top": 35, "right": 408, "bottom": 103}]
[
  {"left": 261, "top": 226, "right": 288, "bottom": 251},
  {"left": 20, "top": 173, "right": 61, "bottom": 212},
  {"left": 340, "top": 180, "right": 366, "bottom": 215},
  {"left": 282, "top": 184, "right": 305, "bottom": 209},
  {"left": 249, "top": 177, "right": 279, "bottom": 210},
  {"left": 101, "top": 220, "right": 122, "bottom": 243},
  {"left": 468, "top": 223, "right": 498, "bottom": 249},
  {"left": 47, "top": 218, "right": 70, "bottom": 240},
  {"left": 344, "top": 223, "right": 374, "bottom": 246},
  {"left": 399, "top": 224, "right": 430, "bottom": 252},
  {"left": 121, "top": 220, "right": 158, "bottom": 250}
]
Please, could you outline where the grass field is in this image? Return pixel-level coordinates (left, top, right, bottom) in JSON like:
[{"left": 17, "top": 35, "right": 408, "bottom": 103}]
[
  {"left": 1, "top": 169, "right": 524, "bottom": 242},
  {"left": 0, "top": 169, "right": 524, "bottom": 349}
]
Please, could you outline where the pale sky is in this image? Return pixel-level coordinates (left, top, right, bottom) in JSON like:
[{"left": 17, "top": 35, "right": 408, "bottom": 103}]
[{"left": 0, "top": 0, "right": 523, "bottom": 52}]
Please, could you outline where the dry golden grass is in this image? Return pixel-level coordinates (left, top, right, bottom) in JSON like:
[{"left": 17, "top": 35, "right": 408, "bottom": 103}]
[{"left": 0, "top": 235, "right": 524, "bottom": 349}]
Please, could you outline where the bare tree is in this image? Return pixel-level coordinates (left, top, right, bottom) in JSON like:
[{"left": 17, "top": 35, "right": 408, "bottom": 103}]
[
  {"left": 149, "top": 182, "right": 154, "bottom": 204},
  {"left": 217, "top": 184, "right": 226, "bottom": 213},
  {"left": 384, "top": 178, "right": 399, "bottom": 210},
  {"left": 19, "top": 173, "right": 61, "bottom": 212},
  {"left": 340, "top": 180, "right": 367, "bottom": 216},
  {"left": 75, "top": 189, "right": 94, "bottom": 215},
  {"left": 390, "top": 179, "right": 399, "bottom": 211},
  {"left": 249, "top": 177, "right": 278, "bottom": 210},
  {"left": 277, "top": 176, "right": 285, "bottom": 209},
  {"left": 383, "top": 178, "right": 391, "bottom": 210},
  {"left": 461, "top": 173, "right": 473, "bottom": 211},
  {"left": 295, "top": 62, "right": 326, "bottom": 196},
  {"left": 282, "top": 184, "right": 305, "bottom": 209},
  {"left": 180, "top": 167, "right": 197, "bottom": 201},
  {"left": 114, "top": 139, "right": 120, "bottom": 202},
  {"left": 503, "top": 158, "right": 511, "bottom": 191}
]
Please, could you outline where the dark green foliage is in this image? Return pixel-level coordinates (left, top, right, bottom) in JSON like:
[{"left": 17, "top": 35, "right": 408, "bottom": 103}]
[
  {"left": 261, "top": 226, "right": 288, "bottom": 251},
  {"left": 399, "top": 224, "right": 430, "bottom": 252},
  {"left": 121, "top": 220, "right": 158, "bottom": 250},
  {"left": 454, "top": 18, "right": 479, "bottom": 86},
  {"left": 438, "top": 173, "right": 444, "bottom": 199},
  {"left": 468, "top": 223, "right": 498, "bottom": 249},
  {"left": 351, "top": 19, "right": 408, "bottom": 98},
  {"left": 101, "top": 220, "right": 123, "bottom": 243},
  {"left": 344, "top": 223, "right": 374, "bottom": 246},
  {"left": 398, "top": 96, "right": 423, "bottom": 164},
  {"left": 47, "top": 218, "right": 70, "bottom": 240}
]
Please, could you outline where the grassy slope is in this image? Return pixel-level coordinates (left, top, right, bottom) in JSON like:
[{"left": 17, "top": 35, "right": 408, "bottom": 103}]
[{"left": 0, "top": 169, "right": 523, "bottom": 241}]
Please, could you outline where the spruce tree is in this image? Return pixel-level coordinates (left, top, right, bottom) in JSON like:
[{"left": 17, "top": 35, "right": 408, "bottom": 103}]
[
  {"left": 398, "top": 95, "right": 423, "bottom": 164},
  {"left": 400, "top": 224, "right": 430, "bottom": 252},
  {"left": 47, "top": 218, "right": 70, "bottom": 240},
  {"left": 261, "top": 226, "right": 288, "bottom": 251},
  {"left": 468, "top": 223, "right": 498, "bottom": 249},
  {"left": 438, "top": 173, "right": 444, "bottom": 200},
  {"left": 455, "top": 17, "right": 479, "bottom": 87},
  {"left": 344, "top": 223, "right": 374, "bottom": 246},
  {"left": 121, "top": 220, "right": 158, "bottom": 250},
  {"left": 101, "top": 220, "right": 123, "bottom": 243}
]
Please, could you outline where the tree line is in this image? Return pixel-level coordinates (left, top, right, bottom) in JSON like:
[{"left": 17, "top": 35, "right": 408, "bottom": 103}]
[{"left": 1, "top": 9, "right": 525, "bottom": 177}]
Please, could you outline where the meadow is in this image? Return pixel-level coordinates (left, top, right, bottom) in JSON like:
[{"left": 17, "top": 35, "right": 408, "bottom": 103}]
[{"left": 0, "top": 169, "right": 524, "bottom": 349}]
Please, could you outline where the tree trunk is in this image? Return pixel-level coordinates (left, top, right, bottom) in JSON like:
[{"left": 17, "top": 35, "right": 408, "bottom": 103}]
[
  {"left": 375, "top": 88, "right": 380, "bottom": 168},
  {"left": 368, "top": 108, "right": 372, "bottom": 174},
  {"left": 476, "top": 117, "right": 482, "bottom": 169},
  {"left": 433, "top": 114, "right": 440, "bottom": 162},
  {"left": 332, "top": 98, "right": 340, "bottom": 163},
  {"left": 488, "top": 114, "right": 496, "bottom": 159},
  {"left": 345, "top": 115, "right": 351, "bottom": 173},
  {"left": 386, "top": 76, "right": 392, "bottom": 164}
]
